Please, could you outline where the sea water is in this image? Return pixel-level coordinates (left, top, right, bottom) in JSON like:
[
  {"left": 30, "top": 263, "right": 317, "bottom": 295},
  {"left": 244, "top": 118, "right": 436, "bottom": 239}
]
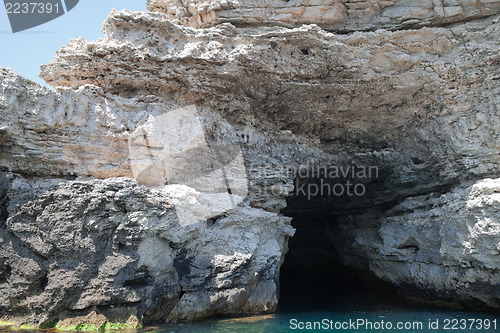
[
  {"left": 149, "top": 290, "right": 500, "bottom": 333},
  {"left": 151, "top": 309, "right": 500, "bottom": 333},
  {"left": 1, "top": 288, "right": 499, "bottom": 333}
]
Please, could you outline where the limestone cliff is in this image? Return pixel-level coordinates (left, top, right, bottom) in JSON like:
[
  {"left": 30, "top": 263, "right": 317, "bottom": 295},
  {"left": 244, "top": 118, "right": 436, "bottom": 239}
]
[
  {"left": 147, "top": 0, "right": 500, "bottom": 31},
  {"left": 0, "top": 0, "right": 499, "bottom": 328}
]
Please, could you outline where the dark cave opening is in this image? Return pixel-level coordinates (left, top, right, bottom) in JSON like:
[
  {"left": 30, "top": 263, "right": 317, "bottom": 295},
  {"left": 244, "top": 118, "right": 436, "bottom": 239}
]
[{"left": 278, "top": 172, "right": 401, "bottom": 312}]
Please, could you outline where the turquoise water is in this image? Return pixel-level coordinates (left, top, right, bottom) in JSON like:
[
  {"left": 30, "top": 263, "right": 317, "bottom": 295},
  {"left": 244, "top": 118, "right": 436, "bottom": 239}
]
[
  {"left": 150, "top": 308, "right": 500, "bottom": 333},
  {"left": 149, "top": 290, "right": 500, "bottom": 333},
  {"left": 1, "top": 289, "right": 499, "bottom": 333}
]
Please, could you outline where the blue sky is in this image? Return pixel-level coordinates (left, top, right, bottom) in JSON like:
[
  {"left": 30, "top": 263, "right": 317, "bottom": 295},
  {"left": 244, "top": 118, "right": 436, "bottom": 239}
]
[{"left": 0, "top": 1, "right": 147, "bottom": 86}]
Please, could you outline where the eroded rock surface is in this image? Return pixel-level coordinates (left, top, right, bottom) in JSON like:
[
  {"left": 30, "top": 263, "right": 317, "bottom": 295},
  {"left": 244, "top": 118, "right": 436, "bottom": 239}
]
[
  {"left": 335, "top": 178, "right": 500, "bottom": 308},
  {"left": 0, "top": 176, "right": 293, "bottom": 326},
  {"left": 39, "top": 11, "right": 499, "bottom": 179},
  {"left": 147, "top": 0, "right": 500, "bottom": 31}
]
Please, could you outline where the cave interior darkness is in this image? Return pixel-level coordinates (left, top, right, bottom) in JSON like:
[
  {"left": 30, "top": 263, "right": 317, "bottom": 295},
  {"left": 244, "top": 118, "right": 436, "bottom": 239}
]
[{"left": 277, "top": 173, "right": 402, "bottom": 312}]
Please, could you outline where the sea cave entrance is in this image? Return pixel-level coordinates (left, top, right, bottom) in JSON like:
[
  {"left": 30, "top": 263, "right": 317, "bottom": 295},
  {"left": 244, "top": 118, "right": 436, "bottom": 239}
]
[{"left": 278, "top": 171, "right": 400, "bottom": 311}]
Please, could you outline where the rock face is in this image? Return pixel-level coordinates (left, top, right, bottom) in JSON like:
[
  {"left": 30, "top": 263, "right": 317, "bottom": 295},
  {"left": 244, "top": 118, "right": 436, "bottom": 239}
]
[
  {"left": 1, "top": 0, "right": 500, "bottom": 328},
  {"left": 147, "top": 0, "right": 500, "bottom": 31},
  {"left": 0, "top": 173, "right": 293, "bottom": 326},
  {"left": 0, "top": 68, "right": 295, "bottom": 327},
  {"left": 339, "top": 178, "right": 500, "bottom": 308}
]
